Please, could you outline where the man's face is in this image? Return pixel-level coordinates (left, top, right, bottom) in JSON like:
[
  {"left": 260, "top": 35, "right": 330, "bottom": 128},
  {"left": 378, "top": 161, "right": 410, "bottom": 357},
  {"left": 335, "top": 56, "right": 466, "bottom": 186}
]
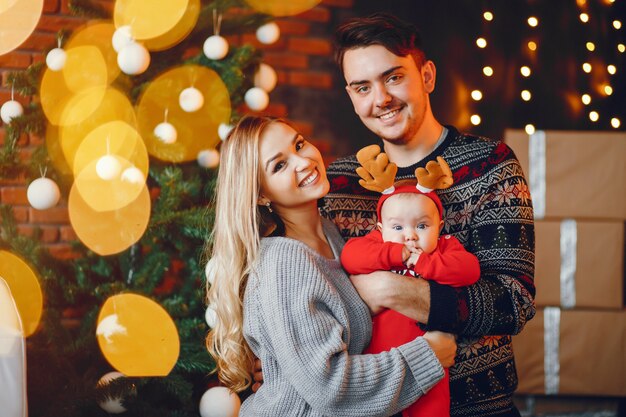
[{"left": 342, "top": 45, "right": 435, "bottom": 145}]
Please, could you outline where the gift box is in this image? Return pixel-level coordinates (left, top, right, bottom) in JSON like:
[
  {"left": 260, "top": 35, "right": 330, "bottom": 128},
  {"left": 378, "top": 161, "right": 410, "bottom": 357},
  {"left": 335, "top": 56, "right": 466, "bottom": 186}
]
[
  {"left": 534, "top": 219, "right": 624, "bottom": 309},
  {"left": 505, "top": 130, "right": 626, "bottom": 220},
  {"left": 513, "top": 308, "right": 626, "bottom": 396}
]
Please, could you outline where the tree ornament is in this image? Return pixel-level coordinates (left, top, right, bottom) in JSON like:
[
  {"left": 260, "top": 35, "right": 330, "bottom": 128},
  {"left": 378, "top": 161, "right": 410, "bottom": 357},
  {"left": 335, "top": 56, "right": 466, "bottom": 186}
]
[
  {"left": 203, "top": 10, "right": 228, "bottom": 60},
  {"left": 27, "top": 171, "right": 60, "bottom": 210},
  {"left": 96, "top": 155, "right": 122, "bottom": 180},
  {"left": 46, "top": 39, "right": 67, "bottom": 71},
  {"left": 1, "top": 87, "right": 23, "bottom": 125},
  {"left": 244, "top": 87, "right": 269, "bottom": 111},
  {"left": 256, "top": 22, "right": 280, "bottom": 45},
  {"left": 205, "top": 258, "right": 215, "bottom": 284},
  {"left": 199, "top": 387, "right": 241, "bottom": 417},
  {"left": 179, "top": 87, "right": 204, "bottom": 112},
  {"left": 120, "top": 166, "right": 145, "bottom": 184},
  {"left": 205, "top": 305, "right": 217, "bottom": 328},
  {"left": 197, "top": 149, "right": 220, "bottom": 168},
  {"left": 112, "top": 25, "right": 134, "bottom": 53},
  {"left": 217, "top": 123, "right": 233, "bottom": 141},
  {"left": 117, "top": 42, "right": 150, "bottom": 75},
  {"left": 254, "top": 63, "right": 277, "bottom": 92},
  {"left": 154, "top": 109, "right": 177, "bottom": 143},
  {"left": 96, "top": 371, "right": 136, "bottom": 414}
]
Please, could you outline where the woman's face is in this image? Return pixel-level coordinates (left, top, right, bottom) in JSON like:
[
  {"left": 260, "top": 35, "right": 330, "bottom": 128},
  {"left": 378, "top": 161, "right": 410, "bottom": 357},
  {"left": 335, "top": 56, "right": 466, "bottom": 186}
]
[{"left": 258, "top": 122, "right": 329, "bottom": 211}]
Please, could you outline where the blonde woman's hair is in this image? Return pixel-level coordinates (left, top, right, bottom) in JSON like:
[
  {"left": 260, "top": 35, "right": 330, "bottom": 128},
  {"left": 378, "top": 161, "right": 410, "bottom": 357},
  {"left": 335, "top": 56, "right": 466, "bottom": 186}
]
[{"left": 205, "top": 115, "right": 280, "bottom": 392}]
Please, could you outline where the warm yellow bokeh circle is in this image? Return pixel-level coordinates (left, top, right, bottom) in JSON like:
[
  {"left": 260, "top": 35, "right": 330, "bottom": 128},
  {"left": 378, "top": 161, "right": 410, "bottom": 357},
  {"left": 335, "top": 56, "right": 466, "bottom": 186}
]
[
  {"left": 65, "top": 20, "right": 121, "bottom": 84},
  {"left": 0, "top": 0, "right": 44, "bottom": 55},
  {"left": 136, "top": 65, "right": 230, "bottom": 162},
  {"left": 45, "top": 124, "right": 73, "bottom": 178},
  {"left": 68, "top": 184, "right": 151, "bottom": 256},
  {"left": 114, "top": 0, "right": 189, "bottom": 41},
  {"left": 0, "top": 250, "right": 43, "bottom": 337},
  {"left": 96, "top": 293, "right": 180, "bottom": 377},
  {"left": 244, "top": 0, "right": 321, "bottom": 16},
  {"left": 144, "top": 0, "right": 200, "bottom": 51}
]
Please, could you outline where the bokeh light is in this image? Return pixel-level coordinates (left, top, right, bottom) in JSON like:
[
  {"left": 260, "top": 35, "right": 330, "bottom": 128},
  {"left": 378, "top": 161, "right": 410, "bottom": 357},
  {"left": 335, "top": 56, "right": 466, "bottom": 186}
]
[
  {"left": 482, "top": 66, "right": 494, "bottom": 77},
  {"left": 114, "top": 0, "right": 189, "bottom": 41},
  {"left": 589, "top": 111, "right": 599, "bottom": 122},
  {"left": 144, "top": 0, "right": 200, "bottom": 51},
  {"left": 521, "top": 90, "right": 532, "bottom": 101},
  {"left": 527, "top": 17, "right": 539, "bottom": 27},
  {"left": 581, "top": 94, "right": 591, "bottom": 105},
  {"left": 607, "top": 65, "right": 616, "bottom": 75},
  {"left": 525, "top": 124, "right": 536, "bottom": 135},
  {"left": 244, "top": 0, "right": 321, "bottom": 16},
  {"left": 470, "top": 114, "right": 481, "bottom": 125},
  {"left": 65, "top": 21, "right": 121, "bottom": 84},
  {"left": 483, "top": 11, "right": 493, "bottom": 21},
  {"left": 579, "top": 13, "right": 589, "bottom": 23},
  {"left": 586, "top": 42, "right": 595, "bottom": 51},
  {"left": 582, "top": 62, "right": 592, "bottom": 73},
  {"left": 471, "top": 90, "right": 483, "bottom": 101},
  {"left": 0, "top": 0, "right": 44, "bottom": 55},
  {"left": 520, "top": 66, "right": 531, "bottom": 77},
  {"left": 611, "top": 118, "right": 621, "bottom": 128},
  {"left": 476, "top": 38, "right": 487, "bottom": 48},
  {"left": 528, "top": 41, "right": 537, "bottom": 51}
]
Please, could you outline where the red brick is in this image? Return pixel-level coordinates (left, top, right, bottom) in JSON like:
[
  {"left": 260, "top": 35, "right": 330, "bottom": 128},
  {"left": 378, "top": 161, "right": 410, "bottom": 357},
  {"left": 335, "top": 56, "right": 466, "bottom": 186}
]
[
  {"left": 59, "top": 225, "right": 77, "bottom": 241},
  {"left": 37, "top": 15, "right": 86, "bottom": 32},
  {"left": 17, "top": 224, "right": 59, "bottom": 243},
  {"left": 0, "top": 186, "right": 28, "bottom": 205},
  {"left": 0, "top": 90, "right": 29, "bottom": 107},
  {"left": 46, "top": 243, "right": 79, "bottom": 260},
  {"left": 241, "top": 34, "right": 287, "bottom": 51},
  {"left": 0, "top": 53, "right": 31, "bottom": 69},
  {"left": 288, "top": 37, "right": 332, "bottom": 56},
  {"left": 276, "top": 20, "right": 311, "bottom": 36},
  {"left": 19, "top": 32, "right": 57, "bottom": 51},
  {"left": 61, "top": 0, "right": 113, "bottom": 15},
  {"left": 29, "top": 134, "right": 44, "bottom": 146},
  {"left": 32, "top": 54, "right": 45, "bottom": 64},
  {"left": 310, "top": 137, "right": 332, "bottom": 155},
  {"left": 289, "top": 120, "right": 314, "bottom": 137},
  {"left": 321, "top": 0, "right": 354, "bottom": 7},
  {"left": 239, "top": 102, "right": 288, "bottom": 118},
  {"left": 296, "top": 7, "right": 331, "bottom": 22},
  {"left": 263, "top": 52, "right": 308, "bottom": 69},
  {"left": 29, "top": 206, "right": 69, "bottom": 223},
  {"left": 288, "top": 71, "right": 333, "bottom": 89},
  {"left": 11, "top": 206, "right": 29, "bottom": 222},
  {"left": 19, "top": 147, "right": 33, "bottom": 161},
  {"left": 276, "top": 70, "right": 288, "bottom": 84},
  {"left": 43, "top": 0, "right": 60, "bottom": 13}
]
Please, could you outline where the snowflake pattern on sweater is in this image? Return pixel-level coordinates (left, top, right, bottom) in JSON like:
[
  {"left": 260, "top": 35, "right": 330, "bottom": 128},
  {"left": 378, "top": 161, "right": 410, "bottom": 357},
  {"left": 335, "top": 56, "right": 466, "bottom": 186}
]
[{"left": 320, "top": 126, "right": 536, "bottom": 417}]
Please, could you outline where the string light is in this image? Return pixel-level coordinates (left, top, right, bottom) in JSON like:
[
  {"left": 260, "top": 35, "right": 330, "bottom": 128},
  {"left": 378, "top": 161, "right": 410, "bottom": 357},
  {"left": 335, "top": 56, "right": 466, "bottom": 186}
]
[
  {"left": 520, "top": 66, "right": 531, "bottom": 77},
  {"left": 483, "top": 66, "right": 494, "bottom": 76},
  {"left": 521, "top": 90, "right": 532, "bottom": 101},
  {"left": 582, "top": 62, "right": 592, "bottom": 73},
  {"left": 604, "top": 85, "right": 613, "bottom": 95},
  {"left": 483, "top": 11, "right": 493, "bottom": 21},
  {"left": 476, "top": 38, "right": 487, "bottom": 48},
  {"left": 576, "top": 0, "right": 587, "bottom": 5},
  {"left": 586, "top": 42, "right": 595, "bottom": 52},
  {"left": 581, "top": 94, "right": 591, "bottom": 105},
  {"left": 611, "top": 118, "right": 621, "bottom": 128},
  {"left": 525, "top": 124, "right": 535, "bottom": 135},
  {"left": 589, "top": 111, "right": 599, "bottom": 122},
  {"left": 471, "top": 90, "right": 483, "bottom": 101},
  {"left": 527, "top": 17, "right": 539, "bottom": 27},
  {"left": 579, "top": 13, "right": 589, "bottom": 23},
  {"left": 607, "top": 65, "right": 616, "bottom": 74},
  {"left": 613, "top": 20, "right": 622, "bottom": 30},
  {"left": 470, "top": 114, "right": 481, "bottom": 125},
  {"left": 528, "top": 41, "right": 537, "bottom": 51},
  {"left": 618, "top": 44, "right": 625, "bottom": 53}
]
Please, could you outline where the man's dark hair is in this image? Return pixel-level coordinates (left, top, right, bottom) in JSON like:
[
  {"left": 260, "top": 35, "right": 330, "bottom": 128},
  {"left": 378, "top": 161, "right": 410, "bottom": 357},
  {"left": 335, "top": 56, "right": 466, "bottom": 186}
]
[{"left": 334, "top": 12, "right": 426, "bottom": 75}]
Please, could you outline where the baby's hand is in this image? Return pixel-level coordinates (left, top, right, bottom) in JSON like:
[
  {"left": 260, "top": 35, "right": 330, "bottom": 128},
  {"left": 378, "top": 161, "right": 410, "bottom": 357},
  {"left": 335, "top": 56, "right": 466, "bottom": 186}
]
[{"left": 405, "top": 246, "right": 422, "bottom": 268}]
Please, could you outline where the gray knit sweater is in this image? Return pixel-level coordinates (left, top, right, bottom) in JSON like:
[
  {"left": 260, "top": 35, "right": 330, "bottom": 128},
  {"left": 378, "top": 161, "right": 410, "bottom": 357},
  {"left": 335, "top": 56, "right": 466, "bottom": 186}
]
[{"left": 241, "top": 217, "right": 445, "bottom": 417}]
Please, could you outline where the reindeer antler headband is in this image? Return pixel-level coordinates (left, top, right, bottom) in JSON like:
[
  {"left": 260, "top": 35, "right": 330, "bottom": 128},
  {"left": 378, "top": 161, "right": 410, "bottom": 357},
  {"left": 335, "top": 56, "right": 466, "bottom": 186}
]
[{"left": 355, "top": 144, "right": 454, "bottom": 219}]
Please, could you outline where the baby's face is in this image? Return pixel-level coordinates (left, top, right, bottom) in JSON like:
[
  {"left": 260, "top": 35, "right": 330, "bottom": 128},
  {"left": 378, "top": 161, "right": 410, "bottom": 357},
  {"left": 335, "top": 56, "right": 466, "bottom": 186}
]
[{"left": 378, "top": 193, "right": 442, "bottom": 254}]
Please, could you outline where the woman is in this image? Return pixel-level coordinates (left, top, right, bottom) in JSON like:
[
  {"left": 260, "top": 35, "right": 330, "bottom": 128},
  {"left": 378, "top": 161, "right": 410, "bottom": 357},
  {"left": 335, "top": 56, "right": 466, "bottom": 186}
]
[{"left": 205, "top": 116, "right": 456, "bottom": 416}]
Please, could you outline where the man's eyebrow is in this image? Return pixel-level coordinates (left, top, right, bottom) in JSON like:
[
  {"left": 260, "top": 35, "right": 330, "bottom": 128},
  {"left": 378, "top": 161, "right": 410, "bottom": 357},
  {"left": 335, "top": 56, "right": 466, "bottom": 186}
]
[
  {"left": 264, "top": 133, "right": 300, "bottom": 171},
  {"left": 348, "top": 66, "right": 404, "bottom": 87}
]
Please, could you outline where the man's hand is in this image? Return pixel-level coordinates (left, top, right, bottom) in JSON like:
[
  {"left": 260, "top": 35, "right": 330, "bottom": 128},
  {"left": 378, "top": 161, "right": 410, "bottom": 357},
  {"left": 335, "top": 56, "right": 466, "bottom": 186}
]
[
  {"left": 251, "top": 358, "right": 263, "bottom": 392},
  {"left": 423, "top": 331, "right": 456, "bottom": 368},
  {"left": 349, "top": 271, "right": 392, "bottom": 315}
]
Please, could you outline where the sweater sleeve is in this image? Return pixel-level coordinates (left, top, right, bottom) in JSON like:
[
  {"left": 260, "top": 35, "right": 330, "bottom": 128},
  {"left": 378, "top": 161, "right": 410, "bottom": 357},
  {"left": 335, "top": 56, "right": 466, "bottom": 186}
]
[
  {"left": 425, "top": 146, "right": 536, "bottom": 337},
  {"left": 341, "top": 230, "right": 405, "bottom": 274},
  {"left": 257, "top": 242, "right": 444, "bottom": 417},
  {"left": 414, "top": 235, "right": 480, "bottom": 287}
]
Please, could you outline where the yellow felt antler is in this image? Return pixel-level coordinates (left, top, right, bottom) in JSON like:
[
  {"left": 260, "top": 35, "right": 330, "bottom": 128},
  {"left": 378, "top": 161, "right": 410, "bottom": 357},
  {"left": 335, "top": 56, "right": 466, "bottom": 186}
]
[
  {"left": 414, "top": 156, "right": 453, "bottom": 191},
  {"left": 355, "top": 145, "right": 398, "bottom": 193}
]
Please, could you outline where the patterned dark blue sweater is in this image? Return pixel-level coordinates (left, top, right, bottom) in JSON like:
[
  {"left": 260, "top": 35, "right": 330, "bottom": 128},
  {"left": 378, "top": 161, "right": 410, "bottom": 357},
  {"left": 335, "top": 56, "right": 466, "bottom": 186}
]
[{"left": 320, "top": 126, "right": 536, "bottom": 417}]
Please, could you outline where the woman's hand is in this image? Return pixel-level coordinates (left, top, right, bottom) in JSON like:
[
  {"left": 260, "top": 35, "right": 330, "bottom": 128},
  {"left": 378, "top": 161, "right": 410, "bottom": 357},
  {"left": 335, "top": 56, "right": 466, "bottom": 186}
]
[
  {"left": 422, "top": 331, "right": 456, "bottom": 368},
  {"left": 252, "top": 358, "right": 263, "bottom": 392}
]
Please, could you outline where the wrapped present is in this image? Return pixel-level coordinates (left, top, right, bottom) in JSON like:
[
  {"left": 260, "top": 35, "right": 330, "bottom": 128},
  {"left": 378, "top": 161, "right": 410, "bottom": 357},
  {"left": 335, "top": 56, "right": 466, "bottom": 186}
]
[{"left": 505, "top": 130, "right": 626, "bottom": 220}]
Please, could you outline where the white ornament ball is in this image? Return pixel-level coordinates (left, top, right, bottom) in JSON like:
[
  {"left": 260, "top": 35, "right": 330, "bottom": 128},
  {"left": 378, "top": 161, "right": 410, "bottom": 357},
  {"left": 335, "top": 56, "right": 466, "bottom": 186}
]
[
  {"left": 256, "top": 22, "right": 280, "bottom": 45},
  {"left": 112, "top": 25, "right": 134, "bottom": 53},
  {"left": 205, "top": 259, "right": 215, "bottom": 284},
  {"left": 27, "top": 177, "right": 61, "bottom": 210},
  {"left": 203, "top": 35, "right": 229, "bottom": 60},
  {"left": 254, "top": 63, "right": 277, "bottom": 92},
  {"left": 96, "top": 155, "right": 122, "bottom": 181},
  {"left": 217, "top": 123, "right": 233, "bottom": 141},
  {"left": 179, "top": 87, "right": 204, "bottom": 112},
  {"left": 117, "top": 42, "right": 150, "bottom": 75},
  {"left": 97, "top": 372, "right": 132, "bottom": 414},
  {"left": 244, "top": 87, "right": 269, "bottom": 111},
  {"left": 197, "top": 149, "right": 220, "bottom": 168},
  {"left": 120, "top": 167, "right": 145, "bottom": 184},
  {"left": 199, "top": 387, "right": 241, "bottom": 417},
  {"left": 46, "top": 48, "right": 67, "bottom": 71},
  {"left": 205, "top": 305, "right": 217, "bottom": 328},
  {"left": 154, "top": 122, "right": 178, "bottom": 144},
  {"left": 1, "top": 100, "right": 24, "bottom": 125}
]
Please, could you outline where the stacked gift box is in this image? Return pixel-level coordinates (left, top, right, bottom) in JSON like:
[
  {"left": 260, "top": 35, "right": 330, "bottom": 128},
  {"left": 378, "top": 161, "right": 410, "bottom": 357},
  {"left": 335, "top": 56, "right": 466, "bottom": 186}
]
[{"left": 505, "top": 129, "right": 626, "bottom": 397}]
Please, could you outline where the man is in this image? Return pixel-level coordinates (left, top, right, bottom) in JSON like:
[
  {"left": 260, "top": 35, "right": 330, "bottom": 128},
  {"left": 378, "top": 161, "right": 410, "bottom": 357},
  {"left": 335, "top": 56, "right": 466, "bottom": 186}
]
[{"left": 321, "top": 12, "right": 536, "bottom": 417}]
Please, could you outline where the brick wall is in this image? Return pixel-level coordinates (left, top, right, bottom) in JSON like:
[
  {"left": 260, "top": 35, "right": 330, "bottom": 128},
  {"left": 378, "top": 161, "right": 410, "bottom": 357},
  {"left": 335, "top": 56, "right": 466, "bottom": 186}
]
[{"left": 0, "top": 0, "right": 355, "bottom": 251}]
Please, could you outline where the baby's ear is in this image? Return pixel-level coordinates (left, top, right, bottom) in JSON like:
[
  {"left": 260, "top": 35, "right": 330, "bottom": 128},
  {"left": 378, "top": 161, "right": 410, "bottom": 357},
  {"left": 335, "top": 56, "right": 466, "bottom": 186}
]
[{"left": 376, "top": 222, "right": 383, "bottom": 232}]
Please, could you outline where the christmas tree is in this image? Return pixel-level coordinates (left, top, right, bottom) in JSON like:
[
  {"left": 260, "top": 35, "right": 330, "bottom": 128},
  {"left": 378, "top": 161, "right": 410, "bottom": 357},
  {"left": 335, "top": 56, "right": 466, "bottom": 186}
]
[{"left": 0, "top": 0, "right": 313, "bottom": 415}]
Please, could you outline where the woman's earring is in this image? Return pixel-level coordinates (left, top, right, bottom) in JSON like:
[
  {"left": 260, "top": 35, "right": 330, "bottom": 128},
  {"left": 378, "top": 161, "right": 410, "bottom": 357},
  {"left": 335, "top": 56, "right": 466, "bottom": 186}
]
[{"left": 265, "top": 201, "right": 273, "bottom": 213}]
